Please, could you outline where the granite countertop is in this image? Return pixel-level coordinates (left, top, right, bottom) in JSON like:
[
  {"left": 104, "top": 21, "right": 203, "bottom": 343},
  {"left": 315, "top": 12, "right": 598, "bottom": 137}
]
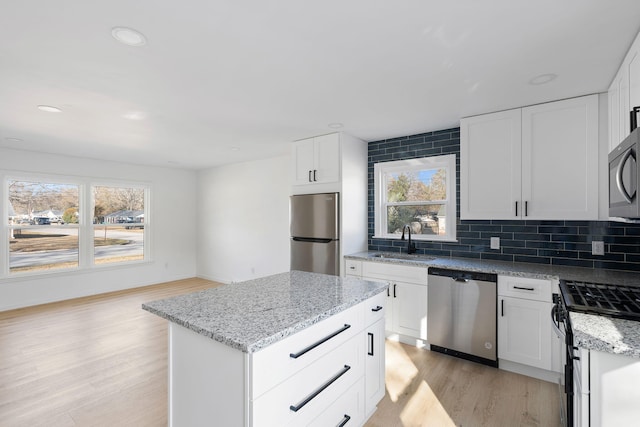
[
  {"left": 570, "top": 312, "right": 640, "bottom": 358},
  {"left": 345, "top": 251, "right": 640, "bottom": 286},
  {"left": 142, "top": 270, "right": 387, "bottom": 354},
  {"left": 346, "top": 250, "right": 640, "bottom": 358}
]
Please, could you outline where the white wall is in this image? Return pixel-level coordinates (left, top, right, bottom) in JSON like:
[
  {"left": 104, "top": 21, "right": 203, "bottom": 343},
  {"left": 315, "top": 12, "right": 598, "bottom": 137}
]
[
  {"left": 0, "top": 148, "right": 198, "bottom": 311},
  {"left": 196, "top": 155, "right": 290, "bottom": 283}
]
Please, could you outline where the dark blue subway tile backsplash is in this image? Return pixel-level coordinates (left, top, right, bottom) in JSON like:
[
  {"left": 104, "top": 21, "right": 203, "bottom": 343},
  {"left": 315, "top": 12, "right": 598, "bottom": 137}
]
[{"left": 367, "top": 127, "right": 640, "bottom": 272}]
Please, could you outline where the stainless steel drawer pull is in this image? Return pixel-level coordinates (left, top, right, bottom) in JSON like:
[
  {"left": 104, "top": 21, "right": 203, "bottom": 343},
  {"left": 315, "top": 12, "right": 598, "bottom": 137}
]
[
  {"left": 289, "top": 365, "right": 351, "bottom": 412},
  {"left": 513, "top": 286, "right": 535, "bottom": 291},
  {"left": 371, "top": 305, "right": 383, "bottom": 312},
  {"left": 338, "top": 414, "right": 351, "bottom": 426},
  {"left": 289, "top": 324, "right": 351, "bottom": 359}
]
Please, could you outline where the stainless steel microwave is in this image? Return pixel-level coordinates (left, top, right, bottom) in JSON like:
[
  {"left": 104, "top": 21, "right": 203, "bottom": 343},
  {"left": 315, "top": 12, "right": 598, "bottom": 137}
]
[{"left": 609, "top": 127, "right": 639, "bottom": 218}]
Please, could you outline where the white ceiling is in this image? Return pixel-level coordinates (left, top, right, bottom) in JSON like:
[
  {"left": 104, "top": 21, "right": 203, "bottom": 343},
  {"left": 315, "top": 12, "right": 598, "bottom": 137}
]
[{"left": 1, "top": 1, "right": 640, "bottom": 170}]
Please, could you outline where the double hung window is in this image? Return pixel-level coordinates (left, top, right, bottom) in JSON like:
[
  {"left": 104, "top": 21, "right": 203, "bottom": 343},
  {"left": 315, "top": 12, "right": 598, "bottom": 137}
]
[
  {"left": 4, "top": 175, "right": 149, "bottom": 277},
  {"left": 373, "top": 154, "right": 457, "bottom": 242}
]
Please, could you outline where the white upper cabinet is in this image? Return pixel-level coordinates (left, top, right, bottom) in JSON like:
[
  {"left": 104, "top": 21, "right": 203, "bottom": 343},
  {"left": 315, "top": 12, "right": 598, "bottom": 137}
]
[
  {"left": 461, "top": 94, "right": 599, "bottom": 220},
  {"left": 292, "top": 133, "right": 340, "bottom": 186},
  {"left": 521, "top": 96, "right": 599, "bottom": 219},
  {"left": 460, "top": 109, "right": 522, "bottom": 219},
  {"left": 609, "top": 30, "right": 640, "bottom": 152}
]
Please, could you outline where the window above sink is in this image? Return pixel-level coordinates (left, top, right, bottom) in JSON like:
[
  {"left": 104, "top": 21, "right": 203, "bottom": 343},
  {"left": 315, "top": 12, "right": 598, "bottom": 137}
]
[{"left": 373, "top": 154, "right": 457, "bottom": 242}]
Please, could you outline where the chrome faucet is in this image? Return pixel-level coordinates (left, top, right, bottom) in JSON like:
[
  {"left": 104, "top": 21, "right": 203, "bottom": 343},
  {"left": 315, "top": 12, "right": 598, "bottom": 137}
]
[{"left": 401, "top": 224, "right": 416, "bottom": 254}]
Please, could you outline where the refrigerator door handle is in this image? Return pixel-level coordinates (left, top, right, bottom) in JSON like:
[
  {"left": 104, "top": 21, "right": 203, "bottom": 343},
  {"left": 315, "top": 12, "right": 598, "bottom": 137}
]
[{"left": 291, "top": 237, "right": 334, "bottom": 244}]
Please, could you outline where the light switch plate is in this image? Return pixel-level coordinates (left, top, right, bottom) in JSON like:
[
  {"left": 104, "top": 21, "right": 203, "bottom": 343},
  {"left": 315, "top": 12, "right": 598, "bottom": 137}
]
[
  {"left": 592, "top": 241, "right": 605, "bottom": 256},
  {"left": 490, "top": 237, "right": 500, "bottom": 250}
]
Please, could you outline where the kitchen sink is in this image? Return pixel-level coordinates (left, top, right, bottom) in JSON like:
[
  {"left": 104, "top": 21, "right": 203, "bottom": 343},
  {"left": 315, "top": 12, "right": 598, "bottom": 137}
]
[{"left": 368, "top": 252, "right": 435, "bottom": 261}]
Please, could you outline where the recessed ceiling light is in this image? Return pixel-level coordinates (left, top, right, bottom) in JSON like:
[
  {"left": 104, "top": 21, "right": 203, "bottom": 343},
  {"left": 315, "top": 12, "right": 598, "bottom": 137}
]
[
  {"left": 123, "top": 111, "right": 147, "bottom": 120},
  {"left": 230, "top": 146, "right": 241, "bottom": 151},
  {"left": 37, "top": 105, "right": 62, "bottom": 113},
  {"left": 4, "top": 137, "right": 23, "bottom": 143},
  {"left": 328, "top": 123, "right": 344, "bottom": 129},
  {"left": 529, "top": 74, "right": 557, "bottom": 85},
  {"left": 111, "top": 26, "right": 147, "bottom": 47},
  {"left": 167, "top": 160, "right": 180, "bottom": 165}
]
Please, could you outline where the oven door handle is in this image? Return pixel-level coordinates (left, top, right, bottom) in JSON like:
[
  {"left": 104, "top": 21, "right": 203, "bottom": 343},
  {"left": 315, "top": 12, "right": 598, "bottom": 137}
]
[{"left": 550, "top": 304, "right": 565, "bottom": 340}]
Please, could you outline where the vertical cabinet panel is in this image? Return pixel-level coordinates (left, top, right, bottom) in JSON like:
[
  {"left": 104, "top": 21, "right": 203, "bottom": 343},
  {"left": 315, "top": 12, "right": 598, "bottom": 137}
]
[
  {"left": 460, "top": 109, "right": 522, "bottom": 219},
  {"left": 313, "top": 133, "right": 341, "bottom": 184},
  {"left": 498, "top": 296, "right": 551, "bottom": 370},
  {"left": 521, "top": 95, "right": 599, "bottom": 219},
  {"left": 364, "top": 318, "right": 385, "bottom": 417},
  {"left": 292, "top": 138, "right": 316, "bottom": 184},
  {"left": 392, "top": 281, "right": 428, "bottom": 340}
]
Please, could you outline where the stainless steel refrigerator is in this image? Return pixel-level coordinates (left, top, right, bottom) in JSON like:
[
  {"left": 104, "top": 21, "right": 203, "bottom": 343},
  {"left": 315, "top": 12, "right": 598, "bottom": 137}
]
[{"left": 290, "top": 192, "right": 340, "bottom": 276}]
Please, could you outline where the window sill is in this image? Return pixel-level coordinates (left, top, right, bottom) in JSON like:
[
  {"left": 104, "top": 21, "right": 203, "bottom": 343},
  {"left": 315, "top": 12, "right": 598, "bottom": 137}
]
[{"left": 372, "top": 235, "right": 458, "bottom": 243}]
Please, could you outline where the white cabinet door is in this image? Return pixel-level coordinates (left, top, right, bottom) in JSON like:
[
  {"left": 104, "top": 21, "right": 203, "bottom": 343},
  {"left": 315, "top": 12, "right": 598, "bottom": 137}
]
[
  {"left": 392, "top": 281, "right": 427, "bottom": 340},
  {"left": 460, "top": 109, "right": 522, "bottom": 219},
  {"left": 498, "top": 296, "right": 552, "bottom": 370},
  {"left": 292, "top": 138, "right": 316, "bottom": 185},
  {"left": 291, "top": 133, "right": 340, "bottom": 186},
  {"left": 364, "top": 318, "right": 385, "bottom": 417},
  {"left": 521, "top": 95, "right": 599, "bottom": 220},
  {"left": 313, "top": 133, "right": 340, "bottom": 184}
]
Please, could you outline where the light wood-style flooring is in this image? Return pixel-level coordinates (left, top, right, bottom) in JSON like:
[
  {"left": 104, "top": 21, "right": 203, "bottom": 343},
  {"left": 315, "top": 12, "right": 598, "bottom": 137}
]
[{"left": 0, "top": 278, "right": 561, "bottom": 426}]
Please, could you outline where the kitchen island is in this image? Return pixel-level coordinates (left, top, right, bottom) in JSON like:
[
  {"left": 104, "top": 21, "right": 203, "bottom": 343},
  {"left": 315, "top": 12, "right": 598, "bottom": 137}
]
[{"left": 143, "top": 270, "right": 388, "bottom": 427}]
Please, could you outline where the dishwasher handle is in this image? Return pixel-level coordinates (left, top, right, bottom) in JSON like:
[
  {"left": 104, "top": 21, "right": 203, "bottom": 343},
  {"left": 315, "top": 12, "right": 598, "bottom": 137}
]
[{"left": 428, "top": 267, "right": 497, "bottom": 283}]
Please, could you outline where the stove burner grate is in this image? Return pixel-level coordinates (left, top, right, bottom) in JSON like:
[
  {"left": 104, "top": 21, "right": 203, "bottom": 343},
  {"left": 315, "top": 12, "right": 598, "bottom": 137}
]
[{"left": 560, "top": 280, "right": 640, "bottom": 321}]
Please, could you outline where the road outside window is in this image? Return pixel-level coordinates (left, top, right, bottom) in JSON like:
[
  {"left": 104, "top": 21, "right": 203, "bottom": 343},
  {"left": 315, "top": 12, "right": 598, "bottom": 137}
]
[
  {"left": 93, "top": 186, "right": 145, "bottom": 265},
  {"left": 5, "top": 177, "right": 149, "bottom": 277},
  {"left": 8, "top": 180, "right": 80, "bottom": 273}
]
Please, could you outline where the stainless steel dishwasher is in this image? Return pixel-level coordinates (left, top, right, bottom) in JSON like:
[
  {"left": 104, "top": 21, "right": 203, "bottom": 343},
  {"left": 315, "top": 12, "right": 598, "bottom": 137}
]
[{"left": 427, "top": 267, "right": 498, "bottom": 367}]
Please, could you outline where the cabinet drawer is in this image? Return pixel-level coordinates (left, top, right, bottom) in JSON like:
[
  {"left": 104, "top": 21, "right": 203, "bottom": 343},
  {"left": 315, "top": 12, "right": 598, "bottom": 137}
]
[
  {"left": 251, "top": 333, "right": 363, "bottom": 427},
  {"left": 306, "top": 377, "right": 364, "bottom": 427},
  {"left": 250, "top": 302, "right": 363, "bottom": 399},
  {"left": 498, "top": 276, "right": 552, "bottom": 302},
  {"left": 362, "top": 261, "right": 426, "bottom": 285},
  {"left": 345, "top": 259, "right": 362, "bottom": 277},
  {"left": 364, "top": 291, "right": 386, "bottom": 326}
]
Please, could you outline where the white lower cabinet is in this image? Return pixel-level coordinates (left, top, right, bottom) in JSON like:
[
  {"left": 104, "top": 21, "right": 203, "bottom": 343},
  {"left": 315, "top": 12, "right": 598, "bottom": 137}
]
[
  {"left": 390, "top": 281, "right": 427, "bottom": 340},
  {"left": 586, "top": 349, "right": 640, "bottom": 426},
  {"left": 359, "top": 261, "right": 428, "bottom": 343},
  {"left": 497, "top": 276, "right": 561, "bottom": 380},
  {"left": 498, "top": 296, "right": 551, "bottom": 370}
]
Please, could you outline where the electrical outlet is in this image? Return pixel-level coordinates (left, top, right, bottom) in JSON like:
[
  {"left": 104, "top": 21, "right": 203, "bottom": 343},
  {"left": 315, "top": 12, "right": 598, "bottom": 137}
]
[
  {"left": 490, "top": 237, "right": 500, "bottom": 250},
  {"left": 592, "top": 241, "right": 605, "bottom": 256}
]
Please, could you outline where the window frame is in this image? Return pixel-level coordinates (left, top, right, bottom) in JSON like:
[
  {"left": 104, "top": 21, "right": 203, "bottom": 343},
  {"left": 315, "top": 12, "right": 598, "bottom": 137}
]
[
  {"left": 373, "top": 154, "right": 457, "bottom": 242},
  {"left": 2, "top": 171, "right": 151, "bottom": 278}
]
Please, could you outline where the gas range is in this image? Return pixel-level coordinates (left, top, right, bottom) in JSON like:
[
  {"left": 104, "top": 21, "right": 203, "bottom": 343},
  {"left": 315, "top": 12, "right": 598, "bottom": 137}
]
[{"left": 559, "top": 280, "right": 640, "bottom": 321}]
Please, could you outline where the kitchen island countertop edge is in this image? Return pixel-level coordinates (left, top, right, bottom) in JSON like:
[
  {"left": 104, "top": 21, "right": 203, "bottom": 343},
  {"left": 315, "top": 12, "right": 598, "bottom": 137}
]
[{"left": 142, "top": 270, "right": 388, "bottom": 353}]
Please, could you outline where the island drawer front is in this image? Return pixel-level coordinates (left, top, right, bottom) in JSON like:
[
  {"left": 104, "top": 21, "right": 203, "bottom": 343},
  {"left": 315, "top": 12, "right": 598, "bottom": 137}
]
[
  {"left": 364, "top": 291, "right": 386, "bottom": 326},
  {"left": 498, "top": 276, "right": 552, "bottom": 302},
  {"left": 250, "top": 302, "right": 364, "bottom": 399},
  {"left": 251, "top": 333, "right": 363, "bottom": 427},
  {"left": 305, "top": 377, "right": 365, "bottom": 427},
  {"left": 362, "top": 261, "right": 426, "bottom": 284}
]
